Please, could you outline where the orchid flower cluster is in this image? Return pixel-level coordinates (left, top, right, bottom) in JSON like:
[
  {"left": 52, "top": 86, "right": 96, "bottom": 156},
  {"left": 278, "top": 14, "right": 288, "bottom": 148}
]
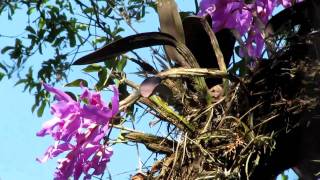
[
  {"left": 199, "top": 0, "right": 303, "bottom": 57},
  {"left": 36, "top": 84, "right": 119, "bottom": 179}
]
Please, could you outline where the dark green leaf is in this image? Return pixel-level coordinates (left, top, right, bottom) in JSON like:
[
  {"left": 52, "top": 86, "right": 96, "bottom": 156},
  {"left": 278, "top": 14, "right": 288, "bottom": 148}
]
[
  {"left": 130, "top": 58, "right": 158, "bottom": 74},
  {"left": 0, "top": 62, "right": 7, "bottom": 73},
  {"left": 39, "top": 17, "right": 45, "bottom": 29},
  {"left": 64, "top": 79, "right": 88, "bottom": 87},
  {"left": 68, "top": 32, "right": 76, "bottom": 47},
  {"left": 26, "top": 25, "right": 36, "bottom": 34},
  {"left": 31, "top": 104, "right": 37, "bottom": 113},
  {"left": 96, "top": 68, "right": 109, "bottom": 91},
  {"left": 14, "top": 79, "right": 28, "bottom": 86},
  {"left": 83, "top": 7, "right": 94, "bottom": 14},
  {"left": 53, "top": 36, "right": 65, "bottom": 47},
  {"left": 27, "top": 34, "right": 37, "bottom": 41},
  {"left": 65, "top": 91, "right": 77, "bottom": 101},
  {"left": 117, "top": 57, "right": 127, "bottom": 71},
  {"left": 68, "top": 2, "right": 74, "bottom": 14},
  {"left": 82, "top": 64, "right": 102, "bottom": 73},
  {"left": 38, "top": 43, "right": 43, "bottom": 54},
  {"left": 37, "top": 100, "right": 46, "bottom": 117},
  {"left": 0, "top": 72, "right": 5, "bottom": 81},
  {"left": 73, "top": 32, "right": 177, "bottom": 65},
  {"left": 1, "top": 46, "right": 14, "bottom": 54}
]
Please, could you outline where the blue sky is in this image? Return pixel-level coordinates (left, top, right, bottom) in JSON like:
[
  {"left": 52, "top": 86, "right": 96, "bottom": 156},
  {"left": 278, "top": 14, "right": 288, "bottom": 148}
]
[{"left": 0, "top": 1, "right": 298, "bottom": 180}]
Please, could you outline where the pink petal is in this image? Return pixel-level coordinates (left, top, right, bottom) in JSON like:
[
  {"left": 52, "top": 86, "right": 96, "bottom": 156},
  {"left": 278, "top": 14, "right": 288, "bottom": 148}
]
[
  {"left": 43, "top": 83, "right": 74, "bottom": 102},
  {"left": 37, "top": 143, "right": 73, "bottom": 163},
  {"left": 36, "top": 117, "right": 62, "bottom": 137}
]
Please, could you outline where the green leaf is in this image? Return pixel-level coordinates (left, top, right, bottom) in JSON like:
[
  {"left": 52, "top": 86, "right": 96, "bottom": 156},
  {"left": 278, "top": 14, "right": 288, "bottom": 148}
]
[
  {"left": 117, "top": 57, "right": 127, "bottom": 71},
  {"left": 95, "top": 68, "right": 112, "bottom": 91},
  {"left": 104, "top": 5, "right": 113, "bottom": 17},
  {"left": 64, "top": 79, "right": 88, "bottom": 87},
  {"left": 27, "top": 7, "right": 35, "bottom": 15},
  {"left": 14, "top": 79, "right": 28, "bottom": 86},
  {"left": 68, "top": 2, "right": 74, "bottom": 14},
  {"left": 93, "top": 37, "right": 107, "bottom": 45},
  {"left": 31, "top": 104, "right": 37, "bottom": 113},
  {"left": 39, "top": 17, "right": 45, "bottom": 29},
  {"left": 27, "top": 34, "right": 37, "bottom": 42},
  {"left": 82, "top": 64, "right": 102, "bottom": 73},
  {"left": 1, "top": 46, "right": 14, "bottom": 54},
  {"left": 83, "top": 7, "right": 94, "bottom": 14},
  {"left": 37, "top": 29, "right": 45, "bottom": 39},
  {"left": 0, "top": 62, "right": 8, "bottom": 73},
  {"left": 68, "top": 32, "right": 76, "bottom": 47},
  {"left": 53, "top": 36, "right": 65, "bottom": 47},
  {"left": 37, "top": 100, "right": 46, "bottom": 117},
  {"left": 25, "top": 25, "right": 36, "bottom": 34},
  {"left": 0, "top": 72, "right": 5, "bottom": 81},
  {"left": 73, "top": 32, "right": 178, "bottom": 65},
  {"left": 65, "top": 91, "right": 77, "bottom": 101},
  {"left": 141, "top": 5, "right": 146, "bottom": 18},
  {"left": 38, "top": 43, "right": 43, "bottom": 54}
]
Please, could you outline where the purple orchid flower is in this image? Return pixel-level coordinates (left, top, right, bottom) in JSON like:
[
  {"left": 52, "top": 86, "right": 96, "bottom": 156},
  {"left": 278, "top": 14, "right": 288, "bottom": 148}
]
[
  {"left": 37, "top": 84, "right": 119, "bottom": 180},
  {"left": 199, "top": 0, "right": 304, "bottom": 58}
]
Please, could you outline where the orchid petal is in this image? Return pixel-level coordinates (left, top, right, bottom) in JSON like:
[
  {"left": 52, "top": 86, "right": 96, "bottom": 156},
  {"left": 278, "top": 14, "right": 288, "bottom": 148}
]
[{"left": 43, "top": 83, "right": 74, "bottom": 102}]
